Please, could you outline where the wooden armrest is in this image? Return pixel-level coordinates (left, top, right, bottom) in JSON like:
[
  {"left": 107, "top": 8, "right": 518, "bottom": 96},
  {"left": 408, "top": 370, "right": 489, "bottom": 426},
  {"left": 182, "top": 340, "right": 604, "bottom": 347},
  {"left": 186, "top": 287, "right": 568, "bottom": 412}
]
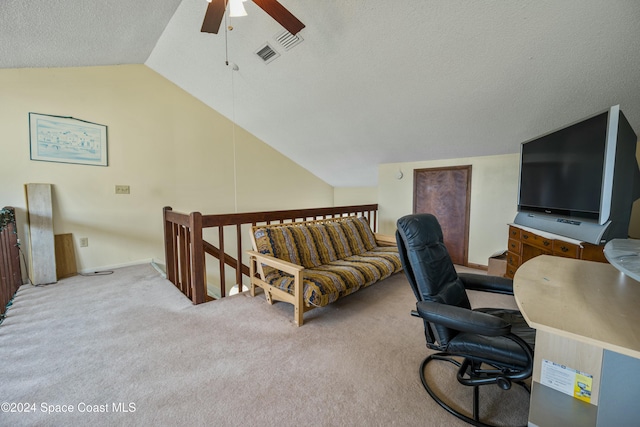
[
  {"left": 374, "top": 233, "right": 397, "bottom": 247},
  {"left": 246, "top": 250, "right": 305, "bottom": 275},
  {"left": 247, "top": 250, "right": 306, "bottom": 326}
]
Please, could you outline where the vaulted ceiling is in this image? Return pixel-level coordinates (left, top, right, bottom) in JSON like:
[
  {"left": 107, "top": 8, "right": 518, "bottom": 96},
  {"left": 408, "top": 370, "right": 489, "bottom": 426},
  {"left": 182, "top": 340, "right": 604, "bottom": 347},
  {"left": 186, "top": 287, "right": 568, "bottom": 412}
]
[{"left": 2, "top": 1, "right": 640, "bottom": 187}]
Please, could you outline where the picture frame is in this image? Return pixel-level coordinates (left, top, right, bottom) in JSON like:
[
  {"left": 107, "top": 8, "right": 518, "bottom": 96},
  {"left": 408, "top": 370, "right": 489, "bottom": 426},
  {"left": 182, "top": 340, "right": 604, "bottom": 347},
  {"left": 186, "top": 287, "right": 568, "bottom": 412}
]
[{"left": 29, "top": 113, "right": 108, "bottom": 166}]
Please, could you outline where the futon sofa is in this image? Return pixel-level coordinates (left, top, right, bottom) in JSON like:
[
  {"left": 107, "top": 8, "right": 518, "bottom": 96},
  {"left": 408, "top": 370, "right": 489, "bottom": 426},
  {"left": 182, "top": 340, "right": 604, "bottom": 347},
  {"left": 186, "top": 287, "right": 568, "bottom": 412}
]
[{"left": 247, "top": 216, "right": 402, "bottom": 325}]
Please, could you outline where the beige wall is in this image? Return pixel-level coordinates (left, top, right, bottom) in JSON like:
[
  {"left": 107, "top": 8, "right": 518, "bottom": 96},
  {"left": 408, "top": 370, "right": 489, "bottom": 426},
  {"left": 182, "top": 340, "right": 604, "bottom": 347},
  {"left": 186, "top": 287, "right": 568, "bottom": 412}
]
[
  {"left": 333, "top": 187, "right": 377, "bottom": 206},
  {"left": 0, "top": 65, "right": 333, "bottom": 279},
  {"left": 378, "top": 154, "right": 520, "bottom": 266}
]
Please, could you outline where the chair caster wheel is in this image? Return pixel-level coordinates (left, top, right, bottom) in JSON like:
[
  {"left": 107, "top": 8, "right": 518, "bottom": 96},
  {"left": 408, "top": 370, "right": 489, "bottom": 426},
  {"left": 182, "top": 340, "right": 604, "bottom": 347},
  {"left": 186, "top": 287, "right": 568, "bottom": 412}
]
[{"left": 497, "top": 377, "right": 512, "bottom": 390}]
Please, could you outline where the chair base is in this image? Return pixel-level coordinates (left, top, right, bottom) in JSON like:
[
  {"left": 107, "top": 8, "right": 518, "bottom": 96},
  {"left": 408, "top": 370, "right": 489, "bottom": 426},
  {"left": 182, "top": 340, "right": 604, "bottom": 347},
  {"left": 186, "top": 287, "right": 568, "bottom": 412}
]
[{"left": 419, "top": 352, "right": 530, "bottom": 427}]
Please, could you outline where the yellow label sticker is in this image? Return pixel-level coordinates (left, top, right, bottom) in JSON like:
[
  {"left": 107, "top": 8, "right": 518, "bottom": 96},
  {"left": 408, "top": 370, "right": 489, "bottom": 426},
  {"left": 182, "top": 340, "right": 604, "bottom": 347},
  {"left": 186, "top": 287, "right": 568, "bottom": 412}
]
[{"left": 574, "top": 372, "right": 593, "bottom": 403}]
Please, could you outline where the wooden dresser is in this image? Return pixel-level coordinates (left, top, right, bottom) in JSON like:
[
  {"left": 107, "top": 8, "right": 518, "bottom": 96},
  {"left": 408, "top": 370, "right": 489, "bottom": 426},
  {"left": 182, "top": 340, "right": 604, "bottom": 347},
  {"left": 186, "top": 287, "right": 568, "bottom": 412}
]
[{"left": 505, "top": 224, "right": 607, "bottom": 278}]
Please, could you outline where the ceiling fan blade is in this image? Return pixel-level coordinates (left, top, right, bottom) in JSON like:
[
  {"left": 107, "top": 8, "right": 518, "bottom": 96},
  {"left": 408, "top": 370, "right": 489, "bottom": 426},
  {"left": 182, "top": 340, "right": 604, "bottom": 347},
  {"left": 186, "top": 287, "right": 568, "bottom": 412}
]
[
  {"left": 201, "top": 0, "right": 227, "bottom": 34},
  {"left": 252, "top": 0, "right": 305, "bottom": 35}
]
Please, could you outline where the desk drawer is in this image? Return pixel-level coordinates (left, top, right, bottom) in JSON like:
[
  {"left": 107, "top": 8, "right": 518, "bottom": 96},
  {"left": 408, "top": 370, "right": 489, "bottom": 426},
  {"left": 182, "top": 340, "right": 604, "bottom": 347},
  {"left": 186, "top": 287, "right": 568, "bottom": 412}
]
[
  {"left": 521, "top": 230, "right": 552, "bottom": 251},
  {"left": 505, "top": 251, "right": 520, "bottom": 278},
  {"left": 509, "top": 226, "right": 521, "bottom": 240},
  {"left": 507, "top": 251, "right": 521, "bottom": 269},
  {"left": 553, "top": 240, "right": 580, "bottom": 258},
  {"left": 508, "top": 238, "right": 521, "bottom": 254}
]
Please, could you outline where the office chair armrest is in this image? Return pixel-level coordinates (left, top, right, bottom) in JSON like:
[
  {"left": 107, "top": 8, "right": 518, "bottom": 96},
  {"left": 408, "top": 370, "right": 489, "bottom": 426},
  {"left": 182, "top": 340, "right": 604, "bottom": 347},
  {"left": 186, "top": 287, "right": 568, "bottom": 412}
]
[
  {"left": 415, "top": 301, "right": 511, "bottom": 336},
  {"left": 458, "top": 273, "right": 514, "bottom": 295}
]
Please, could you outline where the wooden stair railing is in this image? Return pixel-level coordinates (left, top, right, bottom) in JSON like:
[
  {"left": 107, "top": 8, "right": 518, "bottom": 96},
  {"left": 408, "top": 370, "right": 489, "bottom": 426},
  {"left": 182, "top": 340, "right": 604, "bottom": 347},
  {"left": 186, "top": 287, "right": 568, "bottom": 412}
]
[
  {"left": 1, "top": 207, "right": 22, "bottom": 319},
  {"left": 163, "top": 204, "right": 379, "bottom": 304}
]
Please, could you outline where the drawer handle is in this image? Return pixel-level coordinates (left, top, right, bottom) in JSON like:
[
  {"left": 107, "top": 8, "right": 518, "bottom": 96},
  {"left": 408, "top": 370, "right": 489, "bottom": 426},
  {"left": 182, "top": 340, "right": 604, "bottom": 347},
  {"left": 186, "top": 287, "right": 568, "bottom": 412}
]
[
  {"left": 561, "top": 246, "right": 569, "bottom": 252},
  {"left": 543, "top": 240, "right": 550, "bottom": 246},
  {"left": 523, "top": 235, "right": 529, "bottom": 239}
]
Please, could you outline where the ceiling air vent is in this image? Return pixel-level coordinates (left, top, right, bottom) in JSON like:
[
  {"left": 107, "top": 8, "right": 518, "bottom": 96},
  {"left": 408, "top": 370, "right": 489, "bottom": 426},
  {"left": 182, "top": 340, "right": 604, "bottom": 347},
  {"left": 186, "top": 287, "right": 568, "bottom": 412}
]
[
  {"left": 255, "top": 43, "right": 280, "bottom": 64},
  {"left": 275, "top": 30, "right": 303, "bottom": 51}
]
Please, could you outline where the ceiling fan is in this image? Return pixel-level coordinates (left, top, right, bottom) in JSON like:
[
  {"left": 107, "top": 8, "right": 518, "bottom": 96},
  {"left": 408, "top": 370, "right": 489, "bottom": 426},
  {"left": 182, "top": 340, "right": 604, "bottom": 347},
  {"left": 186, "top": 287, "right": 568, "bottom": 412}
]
[{"left": 201, "top": 0, "right": 305, "bottom": 35}]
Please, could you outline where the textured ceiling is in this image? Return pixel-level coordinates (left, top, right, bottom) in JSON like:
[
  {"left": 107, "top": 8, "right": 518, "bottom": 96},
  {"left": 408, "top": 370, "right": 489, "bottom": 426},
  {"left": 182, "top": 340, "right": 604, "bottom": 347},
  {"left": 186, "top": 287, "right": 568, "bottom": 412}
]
[
  {"left": 0, "top": 0, "right": 182, "bottom": 67},
  {"left": 3, "top": 1, "right": 640, "bottom": 187}
]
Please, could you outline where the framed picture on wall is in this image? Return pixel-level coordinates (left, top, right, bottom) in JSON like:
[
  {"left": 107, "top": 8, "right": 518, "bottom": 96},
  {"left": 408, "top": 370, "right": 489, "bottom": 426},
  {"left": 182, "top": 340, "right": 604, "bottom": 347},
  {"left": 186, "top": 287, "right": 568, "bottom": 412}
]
[{"left": 29, "top": 113, "right": 108, "bottom": 166}]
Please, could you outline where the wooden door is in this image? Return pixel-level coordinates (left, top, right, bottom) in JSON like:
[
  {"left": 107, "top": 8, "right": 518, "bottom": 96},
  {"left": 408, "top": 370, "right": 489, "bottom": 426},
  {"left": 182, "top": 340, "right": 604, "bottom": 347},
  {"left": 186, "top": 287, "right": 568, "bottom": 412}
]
[{"left": 413, "top": 166, "right": 471, "bottom": 266}]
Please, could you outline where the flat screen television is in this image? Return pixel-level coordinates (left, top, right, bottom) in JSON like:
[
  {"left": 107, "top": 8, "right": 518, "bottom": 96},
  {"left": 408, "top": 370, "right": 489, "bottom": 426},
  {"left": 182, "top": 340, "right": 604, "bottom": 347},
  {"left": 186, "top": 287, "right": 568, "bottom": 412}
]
[{"left": 515, "top": 105, "right": 639, "bottom": 244}]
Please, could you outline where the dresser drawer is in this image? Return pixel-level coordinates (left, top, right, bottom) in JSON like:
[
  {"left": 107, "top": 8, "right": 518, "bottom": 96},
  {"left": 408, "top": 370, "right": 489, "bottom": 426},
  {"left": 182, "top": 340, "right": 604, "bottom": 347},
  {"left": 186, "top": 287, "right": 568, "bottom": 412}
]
[
  {"left": 521, "top": 230, "right": 553, "bottom": 251},
  {"left": 553, "top": 240, "right": 580, "bottom": 258}
]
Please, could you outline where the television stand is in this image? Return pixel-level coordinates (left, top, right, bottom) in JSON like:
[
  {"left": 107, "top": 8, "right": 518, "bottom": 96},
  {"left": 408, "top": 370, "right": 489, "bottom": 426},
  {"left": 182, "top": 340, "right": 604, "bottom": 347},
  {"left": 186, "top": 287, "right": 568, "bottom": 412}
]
[
  {"left": 505, "top": 223, "right": 607, "bottom": 278},
  {"left": 513, "top": 212, "right": 616, "bottom": 245}
]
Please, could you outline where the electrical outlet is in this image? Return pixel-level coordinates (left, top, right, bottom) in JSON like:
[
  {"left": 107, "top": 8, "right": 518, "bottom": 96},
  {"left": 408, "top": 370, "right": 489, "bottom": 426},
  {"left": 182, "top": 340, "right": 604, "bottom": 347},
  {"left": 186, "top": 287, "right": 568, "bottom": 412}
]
[
  {"left": 115, "top": 185, "right": 130, "bottom": 195},
  {"left": 79, "top": 237, "right": 89, "bottom": 247}
]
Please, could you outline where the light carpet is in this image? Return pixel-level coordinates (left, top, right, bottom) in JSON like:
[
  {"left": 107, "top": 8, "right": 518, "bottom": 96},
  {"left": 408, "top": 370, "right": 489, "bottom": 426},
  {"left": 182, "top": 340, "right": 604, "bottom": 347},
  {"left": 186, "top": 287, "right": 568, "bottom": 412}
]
[{"left": 0, "top": 264, "right": 529, "bottom": 426}]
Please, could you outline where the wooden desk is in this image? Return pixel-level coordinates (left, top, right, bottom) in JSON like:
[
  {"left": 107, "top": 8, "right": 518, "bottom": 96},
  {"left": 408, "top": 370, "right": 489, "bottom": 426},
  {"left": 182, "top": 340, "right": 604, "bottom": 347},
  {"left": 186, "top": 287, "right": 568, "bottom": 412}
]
[{"left": 514, "top": 256, "right": 640, "bottom": 427}]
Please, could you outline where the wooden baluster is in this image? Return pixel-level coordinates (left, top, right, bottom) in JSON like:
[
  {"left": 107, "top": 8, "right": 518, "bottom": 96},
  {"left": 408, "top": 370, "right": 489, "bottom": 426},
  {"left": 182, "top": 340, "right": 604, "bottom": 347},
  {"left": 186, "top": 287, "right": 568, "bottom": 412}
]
[
  {"left": 163, "top": 207, "right": 176, "bottom": 285},
  {"left": 170, "top": 223, "right": 178, "bottom": 286},
  {"left": 0, "top": 211, "right": 14, "bottom": 316},
  {"left": 189, "top": 212, "right": 205, "bottom": 304},
  {"left": 236, "top": 224, "right": 242, "bottom": 292},
  {"left": 179, "top": 225, "right": 189, "bottom": 296},
  {"left": 219, "top": 226, "right": 225, "bottom": 298}
]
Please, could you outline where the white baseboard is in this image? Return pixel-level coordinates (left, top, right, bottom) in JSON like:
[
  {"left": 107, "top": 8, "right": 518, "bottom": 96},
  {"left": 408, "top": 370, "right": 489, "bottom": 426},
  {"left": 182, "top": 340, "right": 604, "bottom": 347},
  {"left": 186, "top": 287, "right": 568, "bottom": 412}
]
[
  {"left": 78, "top": 258, "right": 153, "bottom": 275},
  {"left": 150, "top": 259, "right": 167, "bottom": 278}
]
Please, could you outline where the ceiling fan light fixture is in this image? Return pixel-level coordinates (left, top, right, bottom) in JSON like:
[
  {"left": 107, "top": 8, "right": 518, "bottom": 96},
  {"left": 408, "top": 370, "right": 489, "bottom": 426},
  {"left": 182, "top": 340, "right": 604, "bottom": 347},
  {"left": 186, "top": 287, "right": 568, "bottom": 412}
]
[{"left": 229, "top": 0, "right": 248, "bottom": 17}]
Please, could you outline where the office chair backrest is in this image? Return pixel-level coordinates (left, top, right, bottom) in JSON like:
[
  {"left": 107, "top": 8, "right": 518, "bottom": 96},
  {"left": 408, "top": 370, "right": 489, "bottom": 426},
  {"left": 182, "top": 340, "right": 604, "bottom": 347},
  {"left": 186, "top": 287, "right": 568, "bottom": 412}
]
[{"left": 396, "top": 214, "right": 471, "bottom": 346}]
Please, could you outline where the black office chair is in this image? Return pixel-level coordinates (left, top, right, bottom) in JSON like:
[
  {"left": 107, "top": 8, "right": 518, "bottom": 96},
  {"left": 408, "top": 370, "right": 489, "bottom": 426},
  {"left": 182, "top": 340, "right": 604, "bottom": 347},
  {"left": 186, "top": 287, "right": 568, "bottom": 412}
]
[{"left": 396, "top": 213, "right": 535, "bottom": 427}]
